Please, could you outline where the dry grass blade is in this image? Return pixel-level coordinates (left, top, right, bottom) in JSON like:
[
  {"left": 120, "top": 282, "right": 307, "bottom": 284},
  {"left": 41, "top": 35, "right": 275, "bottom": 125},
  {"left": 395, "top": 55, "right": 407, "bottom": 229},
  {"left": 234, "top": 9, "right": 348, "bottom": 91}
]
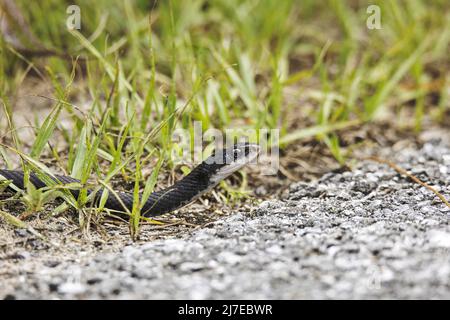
[{"left": 366, "top": 156, "right": 450, "bottom": 208}]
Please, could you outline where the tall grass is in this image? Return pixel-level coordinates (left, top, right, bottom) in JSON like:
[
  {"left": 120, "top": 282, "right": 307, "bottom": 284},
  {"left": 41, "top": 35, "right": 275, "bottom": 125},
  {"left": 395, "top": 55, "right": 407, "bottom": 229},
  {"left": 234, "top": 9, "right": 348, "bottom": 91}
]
[{"left": 0, "top": 0, "right": 448, "bottom": 237}]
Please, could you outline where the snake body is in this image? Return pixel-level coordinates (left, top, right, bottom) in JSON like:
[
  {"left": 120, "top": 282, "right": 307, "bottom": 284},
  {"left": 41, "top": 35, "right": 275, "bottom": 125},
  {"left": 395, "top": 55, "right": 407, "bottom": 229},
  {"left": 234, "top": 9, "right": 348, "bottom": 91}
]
[{"left": 0, "top": 143, "right": 260, "bottom": 217}]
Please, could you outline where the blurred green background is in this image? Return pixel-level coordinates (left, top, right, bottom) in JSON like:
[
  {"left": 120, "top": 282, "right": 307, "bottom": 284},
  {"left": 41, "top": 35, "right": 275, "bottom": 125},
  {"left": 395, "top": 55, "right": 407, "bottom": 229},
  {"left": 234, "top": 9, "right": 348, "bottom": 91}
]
[{"left": 1, "top": 0, "right": 449, "bottom": 160}]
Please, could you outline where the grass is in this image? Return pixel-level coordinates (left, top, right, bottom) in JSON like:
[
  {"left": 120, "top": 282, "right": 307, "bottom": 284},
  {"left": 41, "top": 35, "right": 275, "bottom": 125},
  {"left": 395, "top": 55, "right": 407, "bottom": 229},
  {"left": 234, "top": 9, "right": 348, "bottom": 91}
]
[{"left": 0, "top": 0, "right": 449, "bottom": 239}]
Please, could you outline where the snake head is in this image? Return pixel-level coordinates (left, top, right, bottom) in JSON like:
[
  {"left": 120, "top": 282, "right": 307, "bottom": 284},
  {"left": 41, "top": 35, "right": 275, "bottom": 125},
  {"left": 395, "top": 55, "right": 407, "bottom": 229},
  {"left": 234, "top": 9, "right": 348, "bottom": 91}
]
[{"left": 205, "top": 143, "right": 260, "bottom": 183}]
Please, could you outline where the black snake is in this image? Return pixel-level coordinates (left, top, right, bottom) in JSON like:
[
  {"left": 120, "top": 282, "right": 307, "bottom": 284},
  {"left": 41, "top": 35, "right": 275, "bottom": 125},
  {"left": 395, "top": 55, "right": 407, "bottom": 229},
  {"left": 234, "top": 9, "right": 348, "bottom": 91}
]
[{"left": 0, "top": 143, "right": 260, "bottom": 217}]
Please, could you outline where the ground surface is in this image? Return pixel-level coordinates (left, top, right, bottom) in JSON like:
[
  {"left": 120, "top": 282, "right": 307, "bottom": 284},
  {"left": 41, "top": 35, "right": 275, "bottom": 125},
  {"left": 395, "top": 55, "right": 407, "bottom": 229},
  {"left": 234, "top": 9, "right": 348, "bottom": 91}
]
[{"left": 1, "top": 128, "right": 449, "bottom": 299}]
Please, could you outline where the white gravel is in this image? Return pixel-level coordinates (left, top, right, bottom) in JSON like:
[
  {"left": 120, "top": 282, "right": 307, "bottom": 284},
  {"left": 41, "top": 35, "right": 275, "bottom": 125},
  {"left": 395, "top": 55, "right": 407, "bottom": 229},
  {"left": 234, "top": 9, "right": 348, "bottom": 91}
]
[{"left": 3, "top": 131, "right": 450, "bottom": 299}]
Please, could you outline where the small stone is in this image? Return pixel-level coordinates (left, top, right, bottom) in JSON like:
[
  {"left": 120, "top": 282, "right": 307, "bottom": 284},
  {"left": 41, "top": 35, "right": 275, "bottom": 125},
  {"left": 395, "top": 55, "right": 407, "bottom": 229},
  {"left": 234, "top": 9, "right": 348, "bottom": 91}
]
[
  {"left": 179, "top": 262, "right": 206, "bottom": 272},
  {"left": 217, "top": 252, "right": 241, "bottom": 265},
  {"left": 9, "top": 251, "right": 31, "bottom": 260},
  {"left": 255, "top": 185, "right": 267, "bottom": 196},
  {"left": 58, "top": 282, "right": 86, "bottom": 295},
  {"left": 14, "top": 229, "right": 29, "bottom": 237},
  {"left": 428, "top": 230, "right": 450, "bottom": 248}
]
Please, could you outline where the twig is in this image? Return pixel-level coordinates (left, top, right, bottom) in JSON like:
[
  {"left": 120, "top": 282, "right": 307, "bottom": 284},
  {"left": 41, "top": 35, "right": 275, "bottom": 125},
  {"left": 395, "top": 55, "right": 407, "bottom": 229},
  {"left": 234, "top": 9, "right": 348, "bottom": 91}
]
[{"left": 365, "top": 156, "right": 450, "bottom": 208}]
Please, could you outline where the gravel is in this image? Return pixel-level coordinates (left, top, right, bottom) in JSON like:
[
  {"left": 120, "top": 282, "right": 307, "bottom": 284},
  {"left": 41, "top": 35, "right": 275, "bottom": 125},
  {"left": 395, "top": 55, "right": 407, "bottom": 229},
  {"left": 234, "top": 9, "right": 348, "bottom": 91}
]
[{"left": 3, "top": 130, "right": 450, "bottom": 299}]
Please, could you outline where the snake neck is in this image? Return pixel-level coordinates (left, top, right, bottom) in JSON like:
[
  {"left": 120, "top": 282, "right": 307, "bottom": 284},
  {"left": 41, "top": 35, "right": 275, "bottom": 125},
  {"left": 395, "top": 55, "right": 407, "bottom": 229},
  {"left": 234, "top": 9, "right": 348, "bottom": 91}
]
[{"left": 140, "top": 162, "right": 216, "bottom": 217}]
